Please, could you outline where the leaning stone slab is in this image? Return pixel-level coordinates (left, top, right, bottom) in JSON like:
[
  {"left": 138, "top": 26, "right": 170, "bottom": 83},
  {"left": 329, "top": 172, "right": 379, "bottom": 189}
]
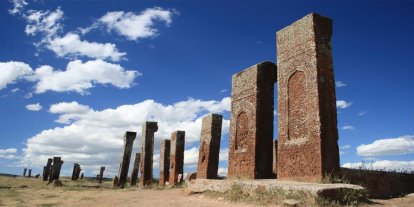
[{"left": 188, "top": 179, "right": 365, "bottom": 202}]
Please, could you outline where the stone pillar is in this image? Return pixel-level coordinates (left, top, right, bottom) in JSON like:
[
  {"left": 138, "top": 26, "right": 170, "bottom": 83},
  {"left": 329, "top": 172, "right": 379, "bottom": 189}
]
[
  {"left": 75, "top": 167, "right": 81, "bottom": 180},
  {"left": 80, "top": 173, "right": 84, "bottom": 180},
  {"left": 197, "top": 114, "right": 223, "bottom": 179},
  {"left": 112, "top": 176, "right": 119, "bottom": 188},
  {"left": 227, "top": 62, "right": 277, "bottom": 179},
  {"left": 169, "top": 131, "right": 185, "bottom": 186},
  {"left": 130, "top": 153, "right": 141, "bottom": 186},
  {"left": 23, "top": 168, "right": 27, "bottom": 177},
  {"left": 276, "top": 13, "right": 340, "bottom": 181},
  {"left": 140, "top": 122, "right": 158, "bottom": 187},
  {"left": 71, "top": 163, "right": 79, "bottom": 180},
  {"left": 43, "top": 158, "right": 52, "bottom": 181},
  {"left": 273, "top": 140, "right": 278, "bottom": 177},
  {"left": 99, "top": 166, "right": 105, "bottom": 184},
  {"left": 28, "top": 169, "right": 32, "bottom": 178},
  {"left": 49, "top": 157, "right": 63, "bottom": 181},
  {"left": 117, "top": 131, "right": 136, "bottom": 188},
  {"left": 159, "top": 139, "right": 170, "bottom": 186}
]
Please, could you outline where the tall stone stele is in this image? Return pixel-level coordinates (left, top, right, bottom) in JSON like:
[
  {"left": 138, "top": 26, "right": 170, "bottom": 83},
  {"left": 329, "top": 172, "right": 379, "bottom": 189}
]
[
  {"left": 227, "top": 62, "right": 277, "bottom": 179},
  {"left": 130, "top": 153, "right": 140, "bottom": 186},
  {"left": 197, "top": 114, "right": 223, "bottom": 179},
  {"left": 117, "top": 131, "right": 136, "bottom": 188},
  {"left": 169, "top": 131, "right": 185, "bottom": 186},
  {"left": 71, "top": 163, "right": 80, "bottom": 180},
  {"left": 159, "top": 139, "right": 170, "bottom": 186},
  {"left": 49, "top": 157, "right": 63, "bottom": 182},
  {"left": 276, "top": 13, "right": 340, "bottom": 181},
  {"left": 99, "top": 166, "right": 105, "bottom": 184},
  {"left": 43, "top": 158, "right": 52, "bottom": 181},
  {"left": 140, "top": 122, "right": 158, "bottom": 187}
]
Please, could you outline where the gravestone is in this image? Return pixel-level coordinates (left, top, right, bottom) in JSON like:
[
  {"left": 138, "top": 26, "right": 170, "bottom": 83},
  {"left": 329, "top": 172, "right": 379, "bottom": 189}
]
[
  {"left": 130, "top": 153, "right": 141, "bottom": 186},
  {"left": 49, "top": 157, "right": 63, "bottom": 181},
  {"left": 276, "top": 13, "right": 340, "bottom": 181},
  {"left": 140, "top": 122, "right": 158, "bottom": 187},
  {"left": 197, "top": 114, "right": 223, "bottom": 179},
  {"left": 99, "top": 166, "right": 105, "bottom": 184},
  {"left": 80, "top": 173, "right": 84, "bottom": 180},
  {"left": 71, "top": 163, "right": 79, "bottom": 180},
  {"left": 117, "top": 131, "right": 136, "bottom": 188},
  {"left": 159, "top": 139, "right": 170, "bottom": 186},
  {"left": 23, "top": 168, "right": 27, "bottom": 177},
  {"left": 75, "top": 166, "right": 81, "bottom": 180},
  {"left": 228, "top": 62, "right": 277, "bottom": 179},
  {"left": 43, "top": 158, "right": 52, "bottom": 181},
  {"left": 169, "top": 131, "right": 185, "bottom": 186},
  {"left": 28, "top": 169, "right": 32, "bottom": 178}
]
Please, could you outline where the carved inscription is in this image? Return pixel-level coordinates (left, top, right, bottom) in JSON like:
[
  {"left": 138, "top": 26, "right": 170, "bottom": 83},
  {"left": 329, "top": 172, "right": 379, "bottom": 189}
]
[
  {"left": 288, "top": 71, "right": 308, "bottom": 141},
  {"left": 235, "top": 112, "right": 249, "bottom": 151}
]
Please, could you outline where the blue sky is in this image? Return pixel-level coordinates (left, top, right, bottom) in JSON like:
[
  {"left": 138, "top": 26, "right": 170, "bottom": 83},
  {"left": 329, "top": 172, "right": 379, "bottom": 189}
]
[{"left": 0, "top": 0, "right": 413, "bottom": 177}]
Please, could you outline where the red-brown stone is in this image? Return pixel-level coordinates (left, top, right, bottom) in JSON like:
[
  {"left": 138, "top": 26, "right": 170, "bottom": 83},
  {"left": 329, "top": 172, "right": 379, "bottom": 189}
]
[
  {"left": 159, "top": 140, "right": 170, "bottom": 186},
  {"left": 169, "top": 131, "right": 185, "bottom": 186}
]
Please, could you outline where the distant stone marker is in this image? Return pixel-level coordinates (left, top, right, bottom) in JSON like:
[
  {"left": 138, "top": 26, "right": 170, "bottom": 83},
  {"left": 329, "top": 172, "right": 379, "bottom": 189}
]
[
  {"left": 140, "top": 122, "right": 158, "bottom": 187},
  {"left": 80, "top": 173, "right": 84, "bottom": 180},
  {"left": 130, "top": 153, "right": 141, "bottom": 186},
  {"left": 43, "top": 158, "right": 52, "bottom": 181},
  {"left": 75, "top": 166, "right": 82, "bottom": 180},
  {"left": 71, "top": 163, "right": 80, "bottom": 180},
  {"left": 23, "top": 168, "right": 27, "bottom": 177},
  {"left": 169, "top": 131, "right": 185, "bottom": 186},
  {"left": 159, "top": 139, "right": 170, "bottom": 186},
  {"left": 197, "top": 114, "right": 222, "bottom": 179},
  {"left": 227, "top": 62, "right": 277, "bottom": 179},
  {"left": 28, "top": 169, "right": 32, "bottom": 178},
  {"left": 117, "top": 131, "right": 136, "bottom": 188},
  {"left": 276, "top": 13, "right": 340, "bottom": 181},
  {"left": 99, "top": 166, "right": 105, "bottom": 184}
]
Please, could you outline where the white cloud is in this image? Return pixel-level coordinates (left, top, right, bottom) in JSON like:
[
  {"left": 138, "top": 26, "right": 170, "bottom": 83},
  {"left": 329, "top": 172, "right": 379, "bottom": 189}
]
[
  {"left": 341, "top": 125, "right": 355, "bottom": 130},
  {"left": 98, "top": 7, "right": 174, "bottom": 41},
  {"left": 11, "top": 88, "right": 20, "bottom": 93},
  {"left": 336, "top": 100, "right": 352, "bottom": 109},
  {"left": 356, "top": 135, "right": 414, "bottom": 156},
  {"left": 20, "top": 97, "right": 230, "bottom": 176},
  {"left": 28, "top": 59, "right": 140, "bottom": 94},
  {"left": 335, "top": 81, "right": 346, "bottom": 88},
  {"left": 26, "top": 103, "right": 42, "bottom": 111},
  {"left": 24, "top": 8, "right": 64, "bottom": 37},
  {"left": 47, "top": 33, "right": 126, "bottom": 61},
  {"left": 184, "top": 147, "right": 199, "bottom": 166},
  {"left": 358, "top": 111, "right": 367, "bottom": 116},
  {"left": 8, "top": 0, "right": 28, "bottom": 15},
  {"left": 0, "top": 61, "right": 33, "bottom": 90},
  {"left": 220, "top": 89, "right": 227, "bottom": 93},
  {"left": 218, "top": 167, "right": 228, "bottom": 176},
  {"left": 342, "top": 160, "right": 414, "bottom": 171},
  {"left": 339, "top": 144, "right": 351, "bottom": 155},
  {"left": 0, "top": 148, "right": 18, "bottom": 159}
]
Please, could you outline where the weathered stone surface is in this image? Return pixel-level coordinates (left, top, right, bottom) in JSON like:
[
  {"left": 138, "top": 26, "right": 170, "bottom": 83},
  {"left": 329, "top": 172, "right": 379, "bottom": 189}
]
[
  {"left": 130, "top": 153, "right": 141, "bottom": 186},
  {"left": 23, "top": 168, "right": 27, "bottom": 177},
  {"left": 159, "top": 139, "right": 170, "bottom": 186},
  {"left": 80, "top": 173, "right": 84, "bottom": 180},
  {"left": 75, "top": 166, "right": 81, "bottom": 180},
  {"left": 276, "top": 13, "right": 339, "bottom": 181},
  {"left": 273, "top": 140, "right": 278, "bottom": 177},
  {"left": 43, "top": 158, "right": 52, "bottom": 181},
  {"left": 71, "top": 163, "right": 79, "bottom": 180},
  {"left": 112, "top": 176, "right": 119, "bottom": 188},
  {"left": 228, "top": 62, "right": 277, "bottom": 179},
  {"left": 188, "top": 179, "right": 365, "bottom": 202},
  {"left": 140, "top": 122, "right": 158, "bottom": 187},
  {"left": 49, "top": 157, "right": 63, "bottom": 182},
  {"left": 197, "top": 114, "right": 222, "bottom": 179},
  {"left": 117, "top": 131, "right": 136, "bottom": 188},
  {"left": 99, "top": 166, "right": 105, "bottom": 184},
  {"left": 28, "top": 169, "right": 32, "bottom": 178},
  {"left": 169, "top": 131, "right": 185, "bottom": 186}
]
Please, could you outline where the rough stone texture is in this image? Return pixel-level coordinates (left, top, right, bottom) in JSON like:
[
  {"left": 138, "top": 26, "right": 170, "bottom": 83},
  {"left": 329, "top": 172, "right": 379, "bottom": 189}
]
[
  {"left": 197, "top": 114, "right": 222, "bottom": 179},
  {"left": 276, "top": 13, "right": 340, "bottom": 181},
  {"left": 23, "top": 168, "right": 27, "bottom": 177},
  {"left": 99, "top": 166, "right": 105, "bottom": 184},
  {"left": 140, "top": 122, "right": 158, "bottom": 187},
  {"left": 112, "top": 176, "right": 119, "bottom": 188},
  {"left": 273, "top": 140, "right": 278, "bottom": 177},
  {"left": 169, "top": 131, "right": 185, "bottom": 186},
  {"left": 117, "top": 131, "right": 136, "bottom": 188},
  {"left": 43, "top": 158, "right": 52, "bottom": 181},
  {"left": 71, "top": 163, "right": 79, "bottom": 180},
  {"left": 130, "top": 153, "right": 141, "bottom": 186},
  {"left": 28, "top": 169, "right": 32, "bottom": 178},
  {"left": 75, "top": 167, "right": 81, "bottom": 180},
  {"left": 49, "top": 157, "right": 63, "bottom": 182},
  {"left": 228, "top": 62, "right": 277, "bottom": 179},
  {"left": 188, "top": 179, "right": 365, "bottom": 202},
  {"left": 159, "top": 139, "right": 170, "bottom": 186}
]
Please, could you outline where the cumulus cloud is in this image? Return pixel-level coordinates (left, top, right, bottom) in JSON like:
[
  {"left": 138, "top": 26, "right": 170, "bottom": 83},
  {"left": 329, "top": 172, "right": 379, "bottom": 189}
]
[
  {"left": 24, "top": 8, "right": 64, "bottom": 37},
  {"left": 335, "top": 81, "right": 346, "bottom": 88},
  {"left": 28, "top": 59, "right": 140, "bottom": 94},
  {"left": 26, "top": 103, "right": 42, "bottom": 111},
  {"left": 8, "top": 0, "right": 28, "bottom": 15},
  {"left": 336, "top": 100, "right": 352, "bottom": 109},
  {"left": 356, "top": 135, "right": 414, "bottom": 156},
  {"left": 0, "top": 61, "right": 33, "bottom": 90},
  {"left": 0, "top": 148, "right": 18, "bottom": 159},
  {"left": 20, "top": 97, "right": 231, "bottom": 176},
  {"left": 342, "top": 160, "right": 414, "bottom": 171},
  {"left": 341, "top": 125, "right": 355, "bottom": 130},
  {"left": 98, "top": 7, "right": 175, "bottom": 41},
  {"left": 339, "top": 144, "right": 351, "bottom": 155}
]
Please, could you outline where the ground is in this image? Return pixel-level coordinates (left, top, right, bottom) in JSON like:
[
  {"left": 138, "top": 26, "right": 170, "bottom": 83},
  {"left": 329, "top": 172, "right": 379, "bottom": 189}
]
[{"left": 0, "top": 176, "right": 413, "bottom": 207}]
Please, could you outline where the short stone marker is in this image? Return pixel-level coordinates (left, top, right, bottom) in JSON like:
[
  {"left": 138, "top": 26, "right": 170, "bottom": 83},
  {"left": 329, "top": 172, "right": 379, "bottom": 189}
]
[
  {"left": 169, "top": 131, "right": 185, "bottom": 186},
  {"left": 197, "top": 114, "right": 222, "bottom": 179},
  {"left": 159, "top": 139, "right": 170, "bottom": 186}
]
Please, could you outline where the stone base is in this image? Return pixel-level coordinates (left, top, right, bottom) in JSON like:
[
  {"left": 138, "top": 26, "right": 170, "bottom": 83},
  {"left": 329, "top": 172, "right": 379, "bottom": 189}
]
[{"left": 188, "top": 179, "right": 365, "bottom": 201}]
